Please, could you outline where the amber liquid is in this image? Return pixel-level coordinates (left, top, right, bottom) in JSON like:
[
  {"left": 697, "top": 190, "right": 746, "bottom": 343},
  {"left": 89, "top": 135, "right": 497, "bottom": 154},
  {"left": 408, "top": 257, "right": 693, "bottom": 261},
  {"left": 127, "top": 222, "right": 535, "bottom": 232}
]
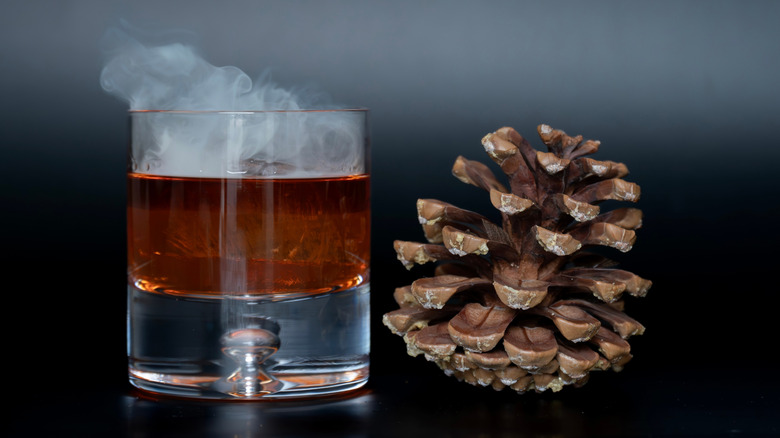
[{"left": 127, "top": 173, "right": 370, "bottom": 297}]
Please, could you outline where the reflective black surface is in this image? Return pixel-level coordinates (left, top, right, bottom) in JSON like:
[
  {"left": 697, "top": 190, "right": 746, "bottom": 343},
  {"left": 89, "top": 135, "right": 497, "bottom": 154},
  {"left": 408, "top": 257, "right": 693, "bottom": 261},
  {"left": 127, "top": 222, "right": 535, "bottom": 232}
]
[{"left": 10, "top": 368, "right": 780, "bottom": 437}]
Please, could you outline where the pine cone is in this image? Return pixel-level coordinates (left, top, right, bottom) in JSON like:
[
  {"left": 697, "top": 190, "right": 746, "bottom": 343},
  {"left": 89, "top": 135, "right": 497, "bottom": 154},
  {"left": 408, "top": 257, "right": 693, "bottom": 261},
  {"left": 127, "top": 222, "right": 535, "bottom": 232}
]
[{"left": 383, "top": 124, "right": 651, "bottom": 393}]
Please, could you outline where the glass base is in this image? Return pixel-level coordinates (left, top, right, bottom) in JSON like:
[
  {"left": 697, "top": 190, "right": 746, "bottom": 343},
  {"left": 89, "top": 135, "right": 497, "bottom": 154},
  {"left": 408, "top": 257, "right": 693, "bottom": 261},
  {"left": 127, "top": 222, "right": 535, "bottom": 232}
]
[
  {"left": 128, "top": 364, "right": 369, "bottom": 400},
  {"left": 127, "top": 283, "right": 370, "bottom": 400}
]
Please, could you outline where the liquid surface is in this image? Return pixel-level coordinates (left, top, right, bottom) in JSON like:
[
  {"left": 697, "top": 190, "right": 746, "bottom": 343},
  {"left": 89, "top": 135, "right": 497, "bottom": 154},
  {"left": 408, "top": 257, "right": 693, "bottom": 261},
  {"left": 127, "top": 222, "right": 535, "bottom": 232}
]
[{"left": 127, "top": 173, "right": 370, "bottom": 297}]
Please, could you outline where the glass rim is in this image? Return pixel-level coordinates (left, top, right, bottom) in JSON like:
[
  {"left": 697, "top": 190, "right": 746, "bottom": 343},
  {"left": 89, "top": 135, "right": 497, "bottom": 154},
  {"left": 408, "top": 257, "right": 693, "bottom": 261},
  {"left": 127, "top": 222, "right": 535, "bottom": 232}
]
[{"left": 128, "top": 108, "right": 369, "bottom": 115}]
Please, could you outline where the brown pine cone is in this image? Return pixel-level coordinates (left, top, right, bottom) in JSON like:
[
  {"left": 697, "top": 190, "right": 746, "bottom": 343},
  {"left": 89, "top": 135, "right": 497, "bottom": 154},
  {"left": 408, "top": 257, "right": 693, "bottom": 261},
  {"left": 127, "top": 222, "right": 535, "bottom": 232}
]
[{"left": 383, "top": 124, "right": 650, "bottom": 393}]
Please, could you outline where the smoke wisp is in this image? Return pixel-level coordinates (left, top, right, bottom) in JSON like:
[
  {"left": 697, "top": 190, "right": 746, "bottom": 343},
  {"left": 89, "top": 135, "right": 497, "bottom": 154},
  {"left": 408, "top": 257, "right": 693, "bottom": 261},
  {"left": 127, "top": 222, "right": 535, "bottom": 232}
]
[{"left": 101, "top": 27, "right": 366, "bottom": 178}]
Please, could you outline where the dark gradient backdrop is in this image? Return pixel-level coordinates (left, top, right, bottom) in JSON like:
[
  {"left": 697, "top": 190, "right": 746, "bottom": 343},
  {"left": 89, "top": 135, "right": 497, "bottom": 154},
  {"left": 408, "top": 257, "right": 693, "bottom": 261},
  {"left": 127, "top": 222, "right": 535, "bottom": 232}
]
[{"left": 3, "top": 1, "right": 779, "bottom": 436}]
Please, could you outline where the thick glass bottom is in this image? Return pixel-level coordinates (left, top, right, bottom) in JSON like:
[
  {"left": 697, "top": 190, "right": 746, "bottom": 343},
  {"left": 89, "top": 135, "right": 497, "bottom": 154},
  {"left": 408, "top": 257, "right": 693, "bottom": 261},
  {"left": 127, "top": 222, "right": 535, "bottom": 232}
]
[
  {"left": 127, "top": 283, "right": 370, "bottom": 399},
  {"left": 128, "top": 364, "right": 369, "bottom": 400}
]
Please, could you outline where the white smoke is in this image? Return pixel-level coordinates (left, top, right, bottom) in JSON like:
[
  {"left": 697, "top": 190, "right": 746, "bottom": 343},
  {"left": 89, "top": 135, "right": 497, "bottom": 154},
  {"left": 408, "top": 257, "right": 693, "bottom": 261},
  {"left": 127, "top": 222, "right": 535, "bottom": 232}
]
[{"left": 101, "top": 27, "right": 366, "bottom": 178}]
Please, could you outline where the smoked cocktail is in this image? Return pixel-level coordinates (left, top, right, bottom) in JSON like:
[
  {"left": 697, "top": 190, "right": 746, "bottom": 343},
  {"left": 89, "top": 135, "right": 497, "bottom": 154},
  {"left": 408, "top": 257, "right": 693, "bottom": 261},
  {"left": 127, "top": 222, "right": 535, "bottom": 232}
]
[{"left": 126, "top": 110, "right": 370, "bottom": 399}]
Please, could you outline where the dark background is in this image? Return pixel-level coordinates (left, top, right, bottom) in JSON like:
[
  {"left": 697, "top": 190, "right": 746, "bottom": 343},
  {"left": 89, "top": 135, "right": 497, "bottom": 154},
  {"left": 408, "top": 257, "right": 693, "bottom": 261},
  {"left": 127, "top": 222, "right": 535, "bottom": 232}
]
[{"left": 3, "top": 1, "right": 779, "bottom": 436}]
